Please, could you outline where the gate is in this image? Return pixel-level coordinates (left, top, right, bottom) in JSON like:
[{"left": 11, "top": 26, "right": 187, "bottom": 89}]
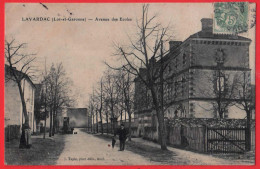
[{"left": 207, "top": 127, "right": 247, "bottom": 153}]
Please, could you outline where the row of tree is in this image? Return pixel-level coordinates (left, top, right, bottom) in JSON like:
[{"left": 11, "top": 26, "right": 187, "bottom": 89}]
[
  {"left": 35, "top": 62, "right": 75, "bottom": 138},
  {"left": 88, "top": 69, "right": 135, "bottom": 140}
]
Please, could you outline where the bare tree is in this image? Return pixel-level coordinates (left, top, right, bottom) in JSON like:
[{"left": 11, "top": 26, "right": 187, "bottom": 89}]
[
  {"left": 88, "top": 94, "right": 95, "bottom": 133},
  {"left": 5, "top": 39, "right": 36, "bottom": 148},
  {"left": 235, "top": 71, "right": 254, "bottom": 150},
  {"left": 44, "top": 63, "right": 75, "bottom": 136},
  {"left": 106, "top": 4, "right": 173, "bottom": 150},
  {"left": 103, "top": 98, "right": 110, "bottom": 134},
  {"left": 114, "top": 70, "right": 135, "bottom": 141},
  {"left": 34, "top": 83, "right": 46, "bottom": 134},
  {"left": 93, "top": 78, "right": 105, "bottom": 134},
  {"left": 198, "top": 57, "right": 240, "bottom": 119},
  {"left": 103, "top": 69, "right": 121, "bottom": 134}
]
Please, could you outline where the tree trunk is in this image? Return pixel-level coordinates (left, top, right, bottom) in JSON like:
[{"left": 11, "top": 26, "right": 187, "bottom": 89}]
[
  {"left": 111, "top": 120, "right": 113, "bottom": 134},
  {"left": 96, "top": 111, "right": 98, "bottom": 133},
  {"left": 91, "top": 111, "right": 93, "bottom": 133},
  {"left": 120, "top": 110, "right": 123, "bottom": 122},
  {"left": 156, "top": 108, "right": 167, "bottom": 150},
  {"left": 125, "top": 111, "right": 127, "bottom": 122},
  {"left": 49, "top": 108, "right": 53, "bottom": 137},
  {"left": 150, "top": 86, "right": 167, "bottom": 150},
  {"left": 246, "top": 110, "right": 251, "bottom": 151},
  {"left": 92, "top": 111, "right": 95, "bottom": 133},
  {"left": 52, "top": 111, "right": 55, "bottom": 136},
  {"left": 17, "top": 81, "right": 31, "bottom": 148},
  {"left": 17, "top": 82, "right": 29, "bottom": 125},
  {"left": 99, "top": 110, "right": 103, "bottom": 134},
  {"left": 43, "top": 112, "right": 47, "bottom": 139},
  {"left": 128, "top": 114, "right": 132, "bottom": 141},
  {"left": 106, "top": 112, "right": 109, "bottom": 134},
  {"left": 43, "top": 83, "right": 47, "bottom": 139}
]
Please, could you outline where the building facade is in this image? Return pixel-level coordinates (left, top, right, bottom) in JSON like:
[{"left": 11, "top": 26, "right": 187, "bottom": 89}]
[
  {"left": 134, "top": 18, "right": 252, "bottom": 129},
  {"left": 5, "top": 65, "right": 36, "bottom": 139}
]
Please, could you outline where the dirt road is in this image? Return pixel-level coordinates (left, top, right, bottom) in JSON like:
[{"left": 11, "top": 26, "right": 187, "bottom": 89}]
[
  {"left": 56, "top": 128, "right": 254, "bottom": 165},
  {"left": 56, "top": 128, "right": 158, "bottom": 165}
]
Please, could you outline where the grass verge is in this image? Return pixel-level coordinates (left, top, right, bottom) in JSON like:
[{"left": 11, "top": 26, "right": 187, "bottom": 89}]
[{"left": 5, "top": 134, "right": 65, "bottom": 165}]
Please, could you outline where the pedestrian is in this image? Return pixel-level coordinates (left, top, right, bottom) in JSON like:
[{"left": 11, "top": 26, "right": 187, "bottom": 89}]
[
  {"left": 111, "top": 136, "right": 116, "bottom": 148},
  {"left": 115, "top": 124, "right": 128, "bottom": 151}
]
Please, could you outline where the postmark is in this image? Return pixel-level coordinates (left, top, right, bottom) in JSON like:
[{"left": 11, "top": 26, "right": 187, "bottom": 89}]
[{"left": 213, "top": 2, "right": 249, "bottom": 34}]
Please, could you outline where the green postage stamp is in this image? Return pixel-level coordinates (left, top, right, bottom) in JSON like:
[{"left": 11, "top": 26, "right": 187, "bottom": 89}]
[{"left": 213, "top": 2, "right": 249, "bottom": 34}]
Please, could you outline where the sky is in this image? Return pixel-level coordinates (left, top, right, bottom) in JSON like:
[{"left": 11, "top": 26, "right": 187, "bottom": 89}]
[{"left": 5, "top": 3, "right": 255, "bottom": 107}]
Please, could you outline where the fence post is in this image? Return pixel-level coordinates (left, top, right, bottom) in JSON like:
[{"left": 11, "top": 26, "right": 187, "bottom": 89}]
[
  {"left": 206, "top": 127, "right": 209, "bottom": 153},
  {"left": 245, "top": 127, "right": 250, "bottom": 151},
  {"left": 203, "top": 125, "right": 207, "bottom": 152}
]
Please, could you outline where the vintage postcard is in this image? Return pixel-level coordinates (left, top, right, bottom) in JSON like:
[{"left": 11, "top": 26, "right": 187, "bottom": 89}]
[{"left": 4, "top": 2, "right": 256, "bottom": 166}]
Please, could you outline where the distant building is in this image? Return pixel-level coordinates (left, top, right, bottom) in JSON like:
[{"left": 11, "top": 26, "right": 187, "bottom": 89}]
[
  {"left": 134, "top": 18, "right": 252, "bottom": 128},
  {"left": 56, "top": 107, "right": 90, "bottom": 129},
  {"left": 5, "top": 65, "right": 36, "bottom": 140}
]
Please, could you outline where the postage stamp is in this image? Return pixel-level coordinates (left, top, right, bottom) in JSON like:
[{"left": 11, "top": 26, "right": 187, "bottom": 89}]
[{"left": 213, "top": 2, "right": 249, "bottom": 34}]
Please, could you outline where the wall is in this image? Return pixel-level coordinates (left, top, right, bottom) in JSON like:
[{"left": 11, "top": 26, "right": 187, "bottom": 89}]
[
  {"left": 191, "top": 40, "right": 250, "bottom": 68},
  {"left": 20, "top": 79, "right": 36, "bottom": 130},
  {"left": 5, "top": 79, "right": 22, "bottom": 127},
  {"left": 191, "top": 69, "right": 250, "bottom": 98},
  {"left": 5, "top": 77, "right": 36, "bottom": 139},
  {"left": 165, "top": 101, "right": 189, "bottom": 118}
]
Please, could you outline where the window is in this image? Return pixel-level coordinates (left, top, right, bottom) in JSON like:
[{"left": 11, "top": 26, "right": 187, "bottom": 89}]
[
  {"left": 183, "top": 53, "right": 187, "bottom": 66},
  {"left": 171, "top": 85, "right": 174, "bottom": 98},
  {"left": 163, "top": 84, "right": 167, "bottom": 98},
  {"left": 182, "top": 76, "right": 186, "bottom": 96},
  {"left": 168, "top": 84, "right": 172, "bottom": 100},
  {"left": 174, "top": 81, "right": 178, "bottom": 96},
  {"left": 168, "top": 65, "right": 172, "bottom": 73},
  {"left": 217, "top": 73, "right": 225, "bottom": 92},
  {"left": 175, "top": 58, "right": 178, "bottom": 69}
]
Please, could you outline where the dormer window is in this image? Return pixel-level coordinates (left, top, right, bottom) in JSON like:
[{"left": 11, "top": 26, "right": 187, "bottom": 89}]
[{"left": 215, "top": 48, "right": 225, "bottom": 65}]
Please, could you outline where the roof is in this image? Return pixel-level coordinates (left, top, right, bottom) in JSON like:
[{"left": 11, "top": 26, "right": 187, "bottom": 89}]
[
  {"left": 189, "top": 31, "right": 251, "bottom": 41},
  {"left": 5, "top": 64, "right": 36, "bottom": 89},
  {"left": 164, "top": 30, "right": 251, "bottom": 61}
]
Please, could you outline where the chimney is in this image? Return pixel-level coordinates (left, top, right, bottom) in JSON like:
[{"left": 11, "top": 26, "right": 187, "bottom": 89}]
[
  {"left": 201, "top": 18, "right": 213, "bottom": 32},
  {"left": 169, "top": 41, "right": 182, "bottom": 52}
]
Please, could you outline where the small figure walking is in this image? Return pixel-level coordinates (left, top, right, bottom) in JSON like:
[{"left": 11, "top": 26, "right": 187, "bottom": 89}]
[
  {"left": 115, "top": 124, "right": 128, "bottom": 151},
  {"left": 111, "top": 136, "right": 116, "bottom": 148}
]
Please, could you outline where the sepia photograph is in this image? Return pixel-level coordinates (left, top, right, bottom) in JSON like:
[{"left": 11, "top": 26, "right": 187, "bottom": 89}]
[{"left": 4, "top": 2, "right": 256, "bottom": 166}]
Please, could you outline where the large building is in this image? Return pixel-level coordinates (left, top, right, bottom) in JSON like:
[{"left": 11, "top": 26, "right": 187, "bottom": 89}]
[
  {"left": 134, "top": 18, "right": 252, "bottom": 128},
  {"left": 5, "top": 65, "right": 36, "bottom": 140},
  {"left": 59, "top": 108, "right": 90, "bottom": 128}
]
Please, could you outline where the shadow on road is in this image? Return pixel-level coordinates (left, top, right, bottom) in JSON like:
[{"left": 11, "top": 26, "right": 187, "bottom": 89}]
[{"left": 80, "top": 129, "right": 186, "bottom": 165}]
